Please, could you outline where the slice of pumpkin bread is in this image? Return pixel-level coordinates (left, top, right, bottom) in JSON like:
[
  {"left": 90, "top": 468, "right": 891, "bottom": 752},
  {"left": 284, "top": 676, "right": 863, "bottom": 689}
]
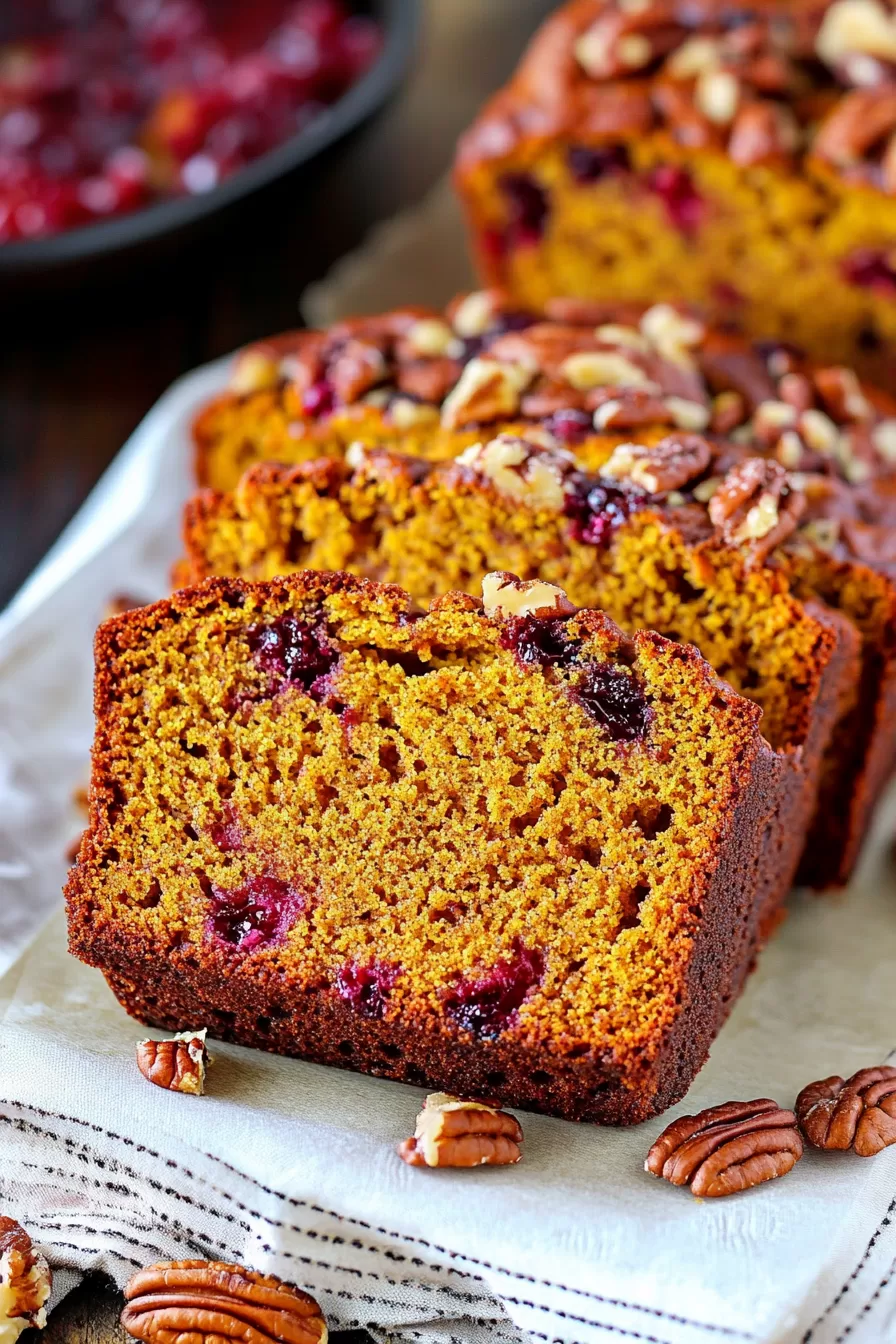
[
  {"left": 177, "top": 435, "right": 861, "bottom": 902},
  {"left": 66, "top": 570, "right": 786, "bottom": 1125}
]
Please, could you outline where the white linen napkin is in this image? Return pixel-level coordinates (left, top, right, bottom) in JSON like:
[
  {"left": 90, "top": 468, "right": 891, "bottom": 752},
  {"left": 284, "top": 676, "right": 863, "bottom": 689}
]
[{"left": 0, "top": 235, "right": 895, "bottom": 1344}]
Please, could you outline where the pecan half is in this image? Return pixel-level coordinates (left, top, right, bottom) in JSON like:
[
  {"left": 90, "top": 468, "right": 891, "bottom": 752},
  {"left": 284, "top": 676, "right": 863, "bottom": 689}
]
[
  {"left": 589, "top": 386, "right": 677, "bottom": 430},
  {"left": 708, "top": 457, "right": 806, "bottom": 564},
  {"left": 441, "top": 357, "right": 532, "bottom": 429},
  {"left": 796, "top": 1066, "right": 896, "bottom": 1156},
  {"left": 575, "top": 6, "right": 686, "bottom": 81},
  {"left": 121, "top": 1261, "right": 327, "bottom": 1344},
  {"left": 0, "top": 1217, "right": 52, "bottom": 1342},
  {"left": 646, "top": 1099, "right": 803, "bottom": 1197},
  {"left": 602, "top": 433, "right": 712, "bottom": 493},
  {"left": 136, "top": 1029, "right": 209, "bottom": 1095},
  {"left": 398, "top": 1092, "right": 523, "bottom": 1168}
]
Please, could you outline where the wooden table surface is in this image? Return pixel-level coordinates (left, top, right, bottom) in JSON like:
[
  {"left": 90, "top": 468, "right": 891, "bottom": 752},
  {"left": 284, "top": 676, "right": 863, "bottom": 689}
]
[{"left": 5, "top": 0, "right": 554, "bottom": 1336}]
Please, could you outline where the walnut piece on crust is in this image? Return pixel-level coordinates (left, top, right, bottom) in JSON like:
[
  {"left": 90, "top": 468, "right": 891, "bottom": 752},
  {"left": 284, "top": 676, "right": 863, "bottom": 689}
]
[
  {"left": 0, "top": 1218, "right": 51, "bottom": 1344},
  {"left": 481, "top": 572, "right": 577, "bottom": 620}
]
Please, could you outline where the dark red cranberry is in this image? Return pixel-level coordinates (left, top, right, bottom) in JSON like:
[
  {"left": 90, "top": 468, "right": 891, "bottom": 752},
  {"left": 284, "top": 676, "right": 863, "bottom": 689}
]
[
  {"left": 500, "top": 172, "right": 549, "bottom": 245},
  {"left": 499, "top": 616, "right": 575, "bottom": 670},
  {"left": 480, "top": 227, "right": 507, "bottom": 265},
  {"left": 302, "top": 379, "right": 335, "bottom": 416},
  {"left": 543, "top": 408, "right": 592, "bottom": 444},
  {"left": 208, "top": 875, "right": 305, "bottom": 951},
  {"left": 335, "top": 959, "right": 398, "bottom": 1019},
  {"left": 490, "top": 309, "right": 538, "bottom": 335},
  {"left": 570, "top": 663, "right": 652, "bottom": 742},
  {"left": 247, "top": 614, "right": 339, "bottom": 700},
  {"left": 209, "top": 813, "right": 244, "bottom": 852},
  {"left": 841, "top": 248, "right": 896, "bottom": 297},
  {"left": 567, "top": 143, "right": 630, "bottom": 184},
  {"left": 648, "top": 165, "right": 704, "bottom": 236},
  {"left": 564, "top": 474, "right": 645, "bottom": 547},
  {"left": 443, "top": 938, "right": 545, "bottom": 1040}
]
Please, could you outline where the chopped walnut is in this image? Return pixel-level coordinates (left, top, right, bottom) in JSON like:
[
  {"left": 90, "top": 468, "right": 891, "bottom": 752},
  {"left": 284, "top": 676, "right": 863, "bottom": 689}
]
[
  {"left": 817, "top": 0, "right": 896, "bottom": 73},
  {"left": 449, "top": 290, "right": 498, "bottom": 338},
  {"left": 441, "top": 358, "right": 532, "bottom": 429},
  {"left": 664, "top": 396, "right": 711, "bottom": 431},
  {"left": 230, "top": 348, "right": 281, "bottom": 395},
  {"left": 602, "top": 434, "right": 712, "bottom": 494},
  {"left": 456, "top": 434, "right": 571, "bottom": 510},
  {"left": 559, "top": 350, "right": 652, "bottom": 391},
  {"left": 398, "top": 1092, "right": 524, "bottom": 1167},
  {"left": 136, "top": 1029, "right": 209, "bottom": 1095},
  {"left": 872, "top": 418, "right": 896, "bottom": 462},
  {"left": 481, "top": 572, "right": 577, "bottom": 620},
  {"left": 388, "top": 398, "right": 440, "bottom": 430},
  {"left": 639, "top": 304, "right": 705, "bottom": 368},
  {"left": 404, "top": 318, "right": 461, "bottom": 359},
  {"left": 708, "top": 458, "right": 806, "bottom": 564},
  {"left": 594, "top": 323, "right": 650, "bottom": 353},
  {"left": 696, "top": 69, "right": 740, "bottom": 125},
  {"left": 0, "top": 1218, "right": 51, "bottom": 1344}
]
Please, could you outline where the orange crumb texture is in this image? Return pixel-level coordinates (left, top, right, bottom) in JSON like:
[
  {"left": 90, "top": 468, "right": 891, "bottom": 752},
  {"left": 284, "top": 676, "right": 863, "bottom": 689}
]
[
  {"left": 67, "top": 572, "right": 782, "bottom": 1124},
  {"left": 454, "top": 0, "right": 896, "bottom": 385}
]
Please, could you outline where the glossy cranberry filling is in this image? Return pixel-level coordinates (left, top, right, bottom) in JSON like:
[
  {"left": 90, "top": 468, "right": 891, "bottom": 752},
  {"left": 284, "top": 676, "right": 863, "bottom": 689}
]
[
  {"left": 543, "top": 408, "right": 592, "bottom": 444},
  {"left": 335, "top": 958, "right": 399, "bottom": 1018},
  {"left": 841, "top": 248, "right": 896, "bottom": 297},
  {"left": 564, "top": 474, "right": 645, "bottom": 547},
  {"left": 567, "top": 143, "right": 630, "bottom": 185},
  {"left": 500, "top": 616, "right": 575, "bottom": 669},
  {"left": 443, "top": 938, "right": 545, "bottom": 1039},
  {"left": 247, "top": 614, "right": 339, "bottom": 700},
  {"left": 500, "top": 171, "right": 549, "bottom": 246},
  {"left": 648, "top": 165, "right": 704, "bottom": 237},
  {"left": 500, "top": 613, "right": 651, "bottom": 742},
  {"left": 570, "top": 663, "right": 653, "bottom": 742},
  {"left": 208, "top": 875, "right": 305, "bottom": 951}
]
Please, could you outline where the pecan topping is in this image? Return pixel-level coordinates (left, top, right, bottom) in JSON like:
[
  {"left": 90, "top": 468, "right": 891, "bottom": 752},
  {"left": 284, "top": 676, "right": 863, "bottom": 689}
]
[
  {"left": 646, "top": 1099, "right": 803, "bottom": 1197},
  {"left": 121, "top": 1261, "right": 327, "bottom": 1344},
  {"left": 327, "top": 337, "right": 389, "bottom": 404},
  {"left": 728, "top": 100, "right": 799, "bottom": 166},
  {"left": 602, "top": 433, "right": 712, "bottom": 494},
  {"left": 590, "top": 386, "right": 676, "bottom": 430},
  {"left": 0, "top": 1218, "right": 52, "bottom": 1343},
  {"left": 575, "top": 6, "right": 686, "bottom": 82},
  {"left": 481, "top": 572, "right": 577, "bottom": 621},
  {"left": 813, "top": 366, "right": 871, "bottom": 423},
  {"left": 398, "top": 1092, "right": 524, "bottom": 1168},
  {"left": 796, "top": 1066, "right": 896, "bottom": 1156},
  {"left": 813, "top": 88, "right": 896, "bottom": 181},
  {"left": 708, "top": 458, "right": 806, "bottom": 564},
  {"left": 136, "top": 1029, "right": 209, "bottom": 1095}
]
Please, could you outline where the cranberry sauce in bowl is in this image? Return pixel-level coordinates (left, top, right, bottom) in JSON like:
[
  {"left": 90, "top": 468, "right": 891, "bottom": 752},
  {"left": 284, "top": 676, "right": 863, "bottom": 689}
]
[{"left": 0, "top": 0, "right": 414, "bottom": 265}]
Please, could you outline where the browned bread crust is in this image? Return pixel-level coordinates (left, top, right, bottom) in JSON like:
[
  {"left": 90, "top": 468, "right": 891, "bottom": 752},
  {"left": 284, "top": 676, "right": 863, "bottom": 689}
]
[{"left": 67, "top": 571, "right": 786, "bottom": 1124}]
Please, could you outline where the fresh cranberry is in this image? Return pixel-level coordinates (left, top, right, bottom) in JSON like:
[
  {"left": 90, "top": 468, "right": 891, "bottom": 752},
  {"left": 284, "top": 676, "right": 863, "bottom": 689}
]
[
  {"left": 648, "top": 165, "right": 704, "bottom": 236},
  {"left": 570, "top": 663, "right": 652, "bottom": 741},
  {"left": 841, "top": 248, "right": 896, "bottom": 297},
  {"left": 208, "top": 875, "right": 305, "bottom": 951},
  {"left": 443, "top": 938, "right": 545, "bottom": 1039},
  {"left": 286, "top": 0, "right": 348, "bottom": 43},
  {"left": 564, "top": 474, "right": 645, "bottom": 547},
  {"left": 500, "top": 172, "right": 549, "bottom": 246},
  {"left": 544, "top": 408, "right": 592, "bottom": 444},
  {"left": 302, "top": 379, "right": 335, "bottom": 416},
  {"left": 335, "top": 958, "right": 398, "bottom": 1018},
  {"left": 247, "top": 614, "right": 339, "bottom": 700},
  {"left": 567, "top": 143, "right": 630, "bottom": 185},
  {"left": 338, "top": 16, "right": 382, "bottom": 77},
  {"left": 499, "top": 616, "right": 575, "bottom": 670}
]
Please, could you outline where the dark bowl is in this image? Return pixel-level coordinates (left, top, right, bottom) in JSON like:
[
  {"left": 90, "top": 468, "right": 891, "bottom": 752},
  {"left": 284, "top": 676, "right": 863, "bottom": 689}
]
[{"left": 0, "top": 0, "right": 419, "bottom": 275}]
